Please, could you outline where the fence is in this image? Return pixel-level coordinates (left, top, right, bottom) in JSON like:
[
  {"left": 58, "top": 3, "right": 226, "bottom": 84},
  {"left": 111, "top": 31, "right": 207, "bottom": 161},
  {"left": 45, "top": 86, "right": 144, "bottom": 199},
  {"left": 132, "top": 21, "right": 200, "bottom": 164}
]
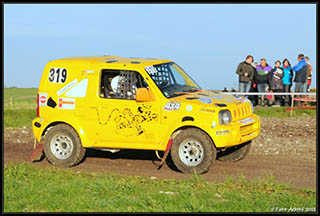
[
  {"left": 4, "top": 95, "right": 37, "bottom": 109},
  {"left": 221, "top": 92, "right": 317, "bottom": 117}
]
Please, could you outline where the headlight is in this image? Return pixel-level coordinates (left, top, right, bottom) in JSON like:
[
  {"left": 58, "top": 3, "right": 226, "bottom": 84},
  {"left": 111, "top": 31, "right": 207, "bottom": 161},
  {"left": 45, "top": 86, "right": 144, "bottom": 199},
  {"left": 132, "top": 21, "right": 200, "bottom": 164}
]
[{"left": 219, "top": 110, "right": 232, "bottom": 125}]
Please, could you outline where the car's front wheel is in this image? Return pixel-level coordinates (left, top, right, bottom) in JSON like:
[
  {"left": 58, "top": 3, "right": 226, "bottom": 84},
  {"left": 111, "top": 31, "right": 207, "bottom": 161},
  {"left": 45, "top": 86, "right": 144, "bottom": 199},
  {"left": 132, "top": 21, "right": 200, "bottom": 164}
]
[
  {"left": 170, "top": 128, "right": 216, "bottom": 174},
  {"left": 44, "top": 124, "right": 86, "bottom": 167},
  {"left": 217, "top": 141, "right": 251, "bottom": 162}
]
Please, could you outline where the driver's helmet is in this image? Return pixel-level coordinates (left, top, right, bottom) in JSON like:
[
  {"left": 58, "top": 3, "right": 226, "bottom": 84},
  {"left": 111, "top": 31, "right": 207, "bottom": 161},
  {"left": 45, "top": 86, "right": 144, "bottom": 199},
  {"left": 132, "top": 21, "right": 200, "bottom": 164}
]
[{"left": 111, "top": 75, "right": 120, "bottom": 92}]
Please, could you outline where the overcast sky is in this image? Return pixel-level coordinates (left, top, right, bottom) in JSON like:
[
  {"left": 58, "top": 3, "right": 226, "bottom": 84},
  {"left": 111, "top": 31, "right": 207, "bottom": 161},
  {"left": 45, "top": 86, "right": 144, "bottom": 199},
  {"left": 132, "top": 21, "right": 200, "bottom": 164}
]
[{"left": 4, "top": 4, "right": 316, "bottom": 90}]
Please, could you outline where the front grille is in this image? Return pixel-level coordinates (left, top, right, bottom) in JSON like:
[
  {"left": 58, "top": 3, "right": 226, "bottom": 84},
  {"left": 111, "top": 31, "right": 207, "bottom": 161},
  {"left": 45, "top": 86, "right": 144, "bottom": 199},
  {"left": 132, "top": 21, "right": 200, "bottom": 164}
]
[
  {"left": 232, "top": 103, "right": 251, "bottom": 121},
  {"left": 240, "top": 123, "right": 253, "bottom": 135}
]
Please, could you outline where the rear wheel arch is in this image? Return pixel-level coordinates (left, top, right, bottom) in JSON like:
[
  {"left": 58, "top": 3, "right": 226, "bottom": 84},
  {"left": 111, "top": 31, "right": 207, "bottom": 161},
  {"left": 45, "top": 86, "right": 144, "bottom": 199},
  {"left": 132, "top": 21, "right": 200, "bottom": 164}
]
[{"left": 41, "top": 121, "right": 80, "bottom": 141}]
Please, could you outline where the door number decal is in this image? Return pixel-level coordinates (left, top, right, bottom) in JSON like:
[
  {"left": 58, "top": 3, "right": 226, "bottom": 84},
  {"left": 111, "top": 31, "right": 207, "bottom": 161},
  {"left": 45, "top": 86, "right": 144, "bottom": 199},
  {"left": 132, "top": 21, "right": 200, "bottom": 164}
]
[{"left": 49, "top": 68, "right": 67, "bottom": 83}]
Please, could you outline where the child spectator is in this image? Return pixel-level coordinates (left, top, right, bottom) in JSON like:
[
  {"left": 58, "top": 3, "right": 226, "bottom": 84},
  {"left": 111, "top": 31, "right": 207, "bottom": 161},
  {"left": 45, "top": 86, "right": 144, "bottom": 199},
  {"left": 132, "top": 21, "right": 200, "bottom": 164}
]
[{"left": 269, "top": 60, "right": 284, "bottom": 107}]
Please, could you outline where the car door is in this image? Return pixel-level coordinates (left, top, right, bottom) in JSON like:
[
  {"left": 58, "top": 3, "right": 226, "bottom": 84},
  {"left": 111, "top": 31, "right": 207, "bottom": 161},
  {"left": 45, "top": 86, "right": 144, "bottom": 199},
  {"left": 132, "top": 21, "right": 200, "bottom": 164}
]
[{"left": 95, "top": 68, "right": 161, "bottom": 149}]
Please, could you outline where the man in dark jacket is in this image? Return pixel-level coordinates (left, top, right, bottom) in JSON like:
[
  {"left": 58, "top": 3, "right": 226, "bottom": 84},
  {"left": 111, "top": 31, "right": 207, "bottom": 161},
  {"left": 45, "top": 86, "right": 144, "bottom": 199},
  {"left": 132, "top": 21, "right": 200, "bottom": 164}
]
[
  {"left": 255, "top": 58, "right": 272, "bottom": 106},
  {"left": 236, "top": 55, "right": 255, "bottom": 95},
  {"left": 292, "top": 54, "right": 308, "bottom": 106}
]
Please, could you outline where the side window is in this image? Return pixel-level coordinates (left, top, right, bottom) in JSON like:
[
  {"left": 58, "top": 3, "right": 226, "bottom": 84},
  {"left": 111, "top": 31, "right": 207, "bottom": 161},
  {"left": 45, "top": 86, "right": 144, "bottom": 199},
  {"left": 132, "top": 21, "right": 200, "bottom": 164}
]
[
  {"left": 100, "top": 69, "right": 148, "bottom": 100},
  {"left": 152, "top": 64, "right": 173, "bottom": 86}
]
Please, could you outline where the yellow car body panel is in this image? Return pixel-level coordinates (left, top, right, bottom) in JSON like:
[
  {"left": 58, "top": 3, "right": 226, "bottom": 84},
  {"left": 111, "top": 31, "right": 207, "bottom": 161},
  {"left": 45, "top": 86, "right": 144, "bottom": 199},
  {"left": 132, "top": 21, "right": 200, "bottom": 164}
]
[{"left": 33, "top": 56, "right": 260, "bottom": 151}]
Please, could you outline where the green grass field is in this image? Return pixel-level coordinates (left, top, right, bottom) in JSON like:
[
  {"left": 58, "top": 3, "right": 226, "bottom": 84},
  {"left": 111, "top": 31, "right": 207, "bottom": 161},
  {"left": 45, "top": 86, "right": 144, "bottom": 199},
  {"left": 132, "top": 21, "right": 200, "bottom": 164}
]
[{"left": 4, "top": 162, "right": 316, "bottom": 213}]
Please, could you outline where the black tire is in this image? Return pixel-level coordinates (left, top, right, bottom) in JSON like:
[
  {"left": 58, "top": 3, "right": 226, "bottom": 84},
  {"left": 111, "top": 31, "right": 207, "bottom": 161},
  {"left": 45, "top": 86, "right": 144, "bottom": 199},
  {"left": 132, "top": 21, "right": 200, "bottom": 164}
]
[
  {"left": 44, "top": 124, "right": 86, "bottom": 167},
  {"left": 170, "top": 128, "right": 216, "bottom": 174},
  {"left": 217, "top": 141, "right": 251, "bottom": 162}
]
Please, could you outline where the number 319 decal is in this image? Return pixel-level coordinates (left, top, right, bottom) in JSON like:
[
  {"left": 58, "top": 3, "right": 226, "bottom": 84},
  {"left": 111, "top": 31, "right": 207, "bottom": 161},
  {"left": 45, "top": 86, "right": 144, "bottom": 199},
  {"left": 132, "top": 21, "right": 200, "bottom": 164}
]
[{"left": 49, "top": 68, "right": 67, "bottom": 83}]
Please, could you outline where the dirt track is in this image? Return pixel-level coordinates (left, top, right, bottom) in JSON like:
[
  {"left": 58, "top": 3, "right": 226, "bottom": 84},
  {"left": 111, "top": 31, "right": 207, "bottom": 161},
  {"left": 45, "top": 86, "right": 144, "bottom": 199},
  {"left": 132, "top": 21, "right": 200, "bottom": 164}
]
[{"left": 4, "top": 117, "right": 317, "bottom": 189}]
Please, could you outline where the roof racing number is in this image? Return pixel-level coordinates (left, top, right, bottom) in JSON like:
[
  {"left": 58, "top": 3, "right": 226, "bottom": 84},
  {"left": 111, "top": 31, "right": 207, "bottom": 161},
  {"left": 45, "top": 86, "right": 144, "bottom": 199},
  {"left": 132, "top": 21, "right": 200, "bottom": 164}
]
[{"left": 49, "top": 68, "right": 67, "bottom": 83}]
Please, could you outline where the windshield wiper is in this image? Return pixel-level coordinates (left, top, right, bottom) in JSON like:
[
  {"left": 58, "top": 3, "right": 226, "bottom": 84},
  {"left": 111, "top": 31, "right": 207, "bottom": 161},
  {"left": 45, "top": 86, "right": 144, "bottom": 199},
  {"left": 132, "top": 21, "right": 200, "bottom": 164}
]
[
  {"left": 182, "top": 88, "right": 200, "bottom": 92},
  {"left": 167, "top": 92, "right": 187, "bottom": 98}
]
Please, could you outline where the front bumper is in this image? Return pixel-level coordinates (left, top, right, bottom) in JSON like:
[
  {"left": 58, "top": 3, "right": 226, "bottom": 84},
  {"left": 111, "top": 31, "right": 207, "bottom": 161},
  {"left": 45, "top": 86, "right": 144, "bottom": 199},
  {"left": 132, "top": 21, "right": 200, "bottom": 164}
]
[{"left": 211, "top": 114, "right": 260, "bottom": 148}]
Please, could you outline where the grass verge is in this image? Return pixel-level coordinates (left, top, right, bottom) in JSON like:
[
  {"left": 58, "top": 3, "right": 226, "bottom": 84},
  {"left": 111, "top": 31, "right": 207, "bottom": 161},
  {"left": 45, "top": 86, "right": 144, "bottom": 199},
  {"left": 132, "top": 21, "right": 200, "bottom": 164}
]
[
  {"left": 4, "top": 108, "right": 36, "bottom": 128},
  {"left": 4, "top": 162, "right": 316, "bottom": 213},
  {"left": 254, "top": 106, "right": 316, "bottom": 118}
]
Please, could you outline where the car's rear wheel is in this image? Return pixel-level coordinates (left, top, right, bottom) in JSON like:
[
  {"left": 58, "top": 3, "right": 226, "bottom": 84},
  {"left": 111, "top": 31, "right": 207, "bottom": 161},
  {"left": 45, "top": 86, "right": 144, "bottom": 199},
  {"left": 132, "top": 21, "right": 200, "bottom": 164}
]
[
  {"left": 170, "top": 128, "right": 216, "bottom": 174},
  {"left": 217, "top": 141, "right": 251, "bottom": 162},
  {"left": 44, "top": 124, "right": 86, "bottom": 167}
]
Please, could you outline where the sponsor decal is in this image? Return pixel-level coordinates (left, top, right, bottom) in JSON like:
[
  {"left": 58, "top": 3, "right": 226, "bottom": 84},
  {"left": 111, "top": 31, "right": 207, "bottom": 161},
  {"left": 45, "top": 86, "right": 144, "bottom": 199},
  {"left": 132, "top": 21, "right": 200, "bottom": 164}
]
[
  {"left": 186, "top": 105, "right": 193, "bottom": 112},
  {"left": 84, "top": 70, "right": 95, "bottom": 73},
  {"left": 65, "top": 79, "right": 88, "bottom": 98},
  {"left": 216, "top": 130, "right": 230, "bottom": 135},
  {"left": 199, "top": 97, "right": 212, "bottom": 104},
  {"left": 98, "top": 103, "right": 159, "bottom": 136},
  {"left": 39, "top": 93, "right": 48, "bottom": 106},
  {"left": 164, "top": 101, "right": 180, "bottom": 111},
  {"left": 58, "top": 98, "right": 75, "bottom": 110},
  {"left": 57, "top": 79, "right": 78, "bottom": 96},
  {"left": 201, "top": 107, "right": 215, "bottom": 113},
  {"left": 238, "top": 117, "right": 254, "bottom": 125},
  {"left": 210, "top": 95, "right": 223, "bottom": 99}
]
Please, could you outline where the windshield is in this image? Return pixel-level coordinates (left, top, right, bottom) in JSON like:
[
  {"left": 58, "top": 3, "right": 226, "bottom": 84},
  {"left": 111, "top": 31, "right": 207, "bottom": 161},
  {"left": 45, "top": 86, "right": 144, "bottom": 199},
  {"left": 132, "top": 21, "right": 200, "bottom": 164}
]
[{"left": 145, "top": 62, "right": 201, "bottom": 98}]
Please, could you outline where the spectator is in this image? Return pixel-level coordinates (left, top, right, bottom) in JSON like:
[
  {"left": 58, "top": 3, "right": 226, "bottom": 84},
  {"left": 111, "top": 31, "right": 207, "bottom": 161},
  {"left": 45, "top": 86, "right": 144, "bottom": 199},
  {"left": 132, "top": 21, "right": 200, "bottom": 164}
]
[
  {"left": 281, "top": 58, "right": 293, "bottom": 106},
  {"left": 222, "top": 87, "right": 228, "bottom": 92},
  {"left": 305, "top": 56, "right": 312, "bottom": 92},
  {"left": 292, "top": 54, "right": 308, "bottom": 106},
  {"left": 255, "top": 58, "right": 272, "bottom": 106},
  {"left": 269, "top": 60, "right": 284, "bottom": 107},
  {"left": 236, "top": 55, "right": 255, "bottom": 94}
]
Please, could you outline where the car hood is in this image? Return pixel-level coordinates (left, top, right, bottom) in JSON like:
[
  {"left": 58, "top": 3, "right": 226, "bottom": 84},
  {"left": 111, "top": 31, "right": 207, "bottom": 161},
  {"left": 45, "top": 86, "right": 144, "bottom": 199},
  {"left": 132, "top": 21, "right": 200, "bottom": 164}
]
[{"left": 173, "top": 90, "right": 245, "bottom": 106}]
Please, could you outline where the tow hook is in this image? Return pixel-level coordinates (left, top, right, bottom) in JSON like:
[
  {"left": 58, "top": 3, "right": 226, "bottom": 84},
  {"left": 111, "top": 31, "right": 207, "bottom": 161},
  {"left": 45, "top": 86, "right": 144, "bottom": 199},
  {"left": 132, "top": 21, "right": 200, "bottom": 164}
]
[
  {"left": 220, "top": 147, "right": 227, "bottom": 152},
  {"left": 157, "top": 139, "right": 173, "bottom": 170},
  {"left": 30, "top": 137, "right": 44, "bottom": 162}
]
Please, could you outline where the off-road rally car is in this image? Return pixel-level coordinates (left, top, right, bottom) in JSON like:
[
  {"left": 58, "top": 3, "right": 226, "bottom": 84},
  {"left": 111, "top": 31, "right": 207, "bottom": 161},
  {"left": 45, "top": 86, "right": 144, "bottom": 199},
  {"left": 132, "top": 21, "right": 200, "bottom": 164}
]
[{"left": 31, "top": 56, "right": 261, "bottom": 174}]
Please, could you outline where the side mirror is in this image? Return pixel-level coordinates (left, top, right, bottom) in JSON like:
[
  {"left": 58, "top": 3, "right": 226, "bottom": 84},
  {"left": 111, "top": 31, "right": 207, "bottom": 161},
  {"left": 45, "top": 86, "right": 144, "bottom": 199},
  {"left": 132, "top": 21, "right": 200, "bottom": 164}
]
[{"left": 136, "top": 88, "right": 153, "bottom": 102}]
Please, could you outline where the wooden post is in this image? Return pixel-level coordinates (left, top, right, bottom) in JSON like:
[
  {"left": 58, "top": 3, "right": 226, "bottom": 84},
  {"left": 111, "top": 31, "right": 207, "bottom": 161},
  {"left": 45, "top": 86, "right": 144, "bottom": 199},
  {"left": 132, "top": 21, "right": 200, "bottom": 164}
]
[
  {"left": 290, "top": 92, "right": 295, "bottom": 117},
  {"left": 10, "top": 96, "right": 12, "bottom": 108}
]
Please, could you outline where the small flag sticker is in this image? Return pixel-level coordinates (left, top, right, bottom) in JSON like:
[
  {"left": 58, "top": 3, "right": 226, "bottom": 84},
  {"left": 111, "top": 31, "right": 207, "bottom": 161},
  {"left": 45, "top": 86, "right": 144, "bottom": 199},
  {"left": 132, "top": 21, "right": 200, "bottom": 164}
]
[
  {"left": 39, "top": 93, "right": 48, "bottom": 106},
  {"left": 58, "top": 98, "right": 75, "bottom": 110}
]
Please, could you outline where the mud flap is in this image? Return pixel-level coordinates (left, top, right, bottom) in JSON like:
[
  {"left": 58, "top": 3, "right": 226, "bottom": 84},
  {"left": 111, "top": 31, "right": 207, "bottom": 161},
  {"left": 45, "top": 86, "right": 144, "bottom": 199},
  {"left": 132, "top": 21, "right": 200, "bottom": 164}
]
[
  {"left": 30, "top": 137, "right": 44, "bottom": 162},
  {"left": 157, "top": 139, "right": 173, "bottom": 170}
]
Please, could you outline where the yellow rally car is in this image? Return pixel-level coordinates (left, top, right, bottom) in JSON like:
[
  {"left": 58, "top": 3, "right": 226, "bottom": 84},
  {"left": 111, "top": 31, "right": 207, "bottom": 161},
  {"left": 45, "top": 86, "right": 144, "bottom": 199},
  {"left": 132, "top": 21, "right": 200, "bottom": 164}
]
[{"left": 31, "top": 56, "right": 260, "bottom": 174}]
